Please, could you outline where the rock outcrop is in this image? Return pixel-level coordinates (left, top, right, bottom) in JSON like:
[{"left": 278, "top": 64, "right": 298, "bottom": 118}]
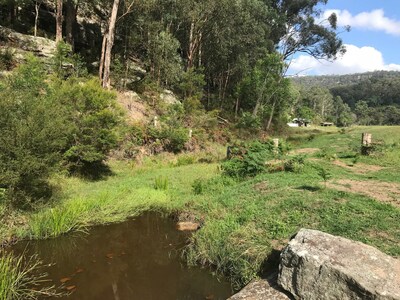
[
  {"left": 160, "top": 89, "right": 180, "bottom": 105},
  {"left": 0, "top": 26, "right": 57, "bottom": 59},
  {"left": 228, "top": 273, "right": 293, "bottom": 300},
  {"left": 278, "top": 229, "right": 400, "bottom": 300}
]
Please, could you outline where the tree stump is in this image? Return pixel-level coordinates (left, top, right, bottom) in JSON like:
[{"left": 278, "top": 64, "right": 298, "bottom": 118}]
[
  {"left": 361, "top": 133, "right": 372, "bottom": 155},
  {"left": 273, "top": 138, "right": 279, "bottom": 154}
]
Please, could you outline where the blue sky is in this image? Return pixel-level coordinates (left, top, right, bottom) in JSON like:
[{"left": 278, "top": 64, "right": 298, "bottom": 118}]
[{"left": 288, "top": 0, "right": 400, "bottom": 75}]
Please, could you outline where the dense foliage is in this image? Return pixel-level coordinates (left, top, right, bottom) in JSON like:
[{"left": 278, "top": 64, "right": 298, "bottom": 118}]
[
  {"left": 0, "top": 58, "right": 68, "bottom": 206},
  {"left": 292, "top": 71, "right": 400, "bottom": 126},
  {"left": 0, "top": 58, "right": 121, "bottom": 206},
  {"left": 0, "top": 0, "right": 346, "bottom": 129}
]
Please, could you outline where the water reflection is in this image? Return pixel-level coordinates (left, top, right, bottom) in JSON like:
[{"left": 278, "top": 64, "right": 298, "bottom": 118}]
[{"left": 13, "top": 213, "right": 232, "bottom": 300}]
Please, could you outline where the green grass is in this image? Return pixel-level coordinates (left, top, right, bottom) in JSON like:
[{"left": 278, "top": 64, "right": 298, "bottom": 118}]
[
  {"left": 0, "top": 160, "right": 220, "bottom": 241},
  {"left": 0, "top": 251, "right": 59, "bottom": 299},
  {"left": 1, "top": 126, "right": 400, "bottom": 291}
]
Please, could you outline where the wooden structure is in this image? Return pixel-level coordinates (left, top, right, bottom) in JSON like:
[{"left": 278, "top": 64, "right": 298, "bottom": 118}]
[
  {"left": 362, "top": 133, "right": 372, "bottom": 146},
  {"left": 361, "top": 133, "right": 372, "bottom": 155}
]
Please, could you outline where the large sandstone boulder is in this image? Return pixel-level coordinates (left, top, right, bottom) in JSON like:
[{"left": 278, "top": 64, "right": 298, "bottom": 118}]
[
  {"left": 278, "top": 229, "right": 400, "bottom": 300},
  {"left": 0, "top": 26, "right": 57, "bottom": 58}
]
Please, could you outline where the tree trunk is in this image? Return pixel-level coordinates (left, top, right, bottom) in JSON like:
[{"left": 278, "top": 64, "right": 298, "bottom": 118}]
[
  {"left": 65, "top": 0, "right": 77, "bottom": 49},
  {"left": 235, "top": 97, "right": 240, "bottom": 119},
  {"left": 252, "top": 78, "right": 267, "bottom": 117},
  {"left": 187, "top": 21, "right": 195, "bottom": 69},
  {"left": 56, "top": 0, "right": 63, "bottom": 42},
  {"left": 34, "top": 1, "right": 41, "bottom": 37},
  {"left": 266, "top": 98, "right": 277, "bottom": 130},
  {"left": 99, "top": 31, "right": 108, "bottom": 81},
  {"left": 101, "top": 0, "right": 120, "bottom": 89},
  {"left": 9, "top": 2, "right": 16, "bottom": 25}
]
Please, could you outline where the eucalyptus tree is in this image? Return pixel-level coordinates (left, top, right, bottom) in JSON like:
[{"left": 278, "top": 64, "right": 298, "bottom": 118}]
[{"left": 270, "top": 0, "right": 347, "bottom": 63}]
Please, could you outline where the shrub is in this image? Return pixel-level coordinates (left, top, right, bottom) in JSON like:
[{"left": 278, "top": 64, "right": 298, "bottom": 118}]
[
  {"left": 222, "top": 141, "right": 275, "bottom": 178},
  {"left": 53, "top": 78, "right": 121, "bottom": 176},
  {"left": 284, "top": 155, "right": 306, "bottom": 173},
  {"left": 0, "top": 48, "right": 15, "bottom": 71},
  {"left": 0, "top": 58, "right": 68, "bottom": 207},
  {"left": 192, "top": 179, "right": 204, "bottom": 195},
  {"left": 52, "top": 41, "right": 87, "bottom": 78},
  {"left": 315, "top": 166, "right": 332, "bottom": 188},
  {"left": 160, "top": 127, "right": 189, "bottom": 153},
  {"left": 236, "top": 112, "right": 261, "bottom": 131},
  {"left": 176, "top": 154, "right": 197, "bottom": 167}
]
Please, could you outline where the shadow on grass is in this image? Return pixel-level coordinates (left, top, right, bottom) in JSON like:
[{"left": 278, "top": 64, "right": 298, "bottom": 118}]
[
  {"left": 70, "top": 162, "right": 115, "bottom": 181},
  {"left": 295, "top": 185, "right": 321, "bottom": 192}
]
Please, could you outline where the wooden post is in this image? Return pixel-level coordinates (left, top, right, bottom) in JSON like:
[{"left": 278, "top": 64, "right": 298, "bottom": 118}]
[
  {"left": 154, "top": 116, "right": 158, "bottom": 128},
  {"left": 273, "top": 138, "right": 279, "bottom": 155},
  {"left": 361, "top": 133, "right": 372, "bottom": 155},
  {"left": 189, "top": 129, "right": 193, "bottom": 139},
  {"left": 362, "top": 133, "right": 372, "bottom": 146}
]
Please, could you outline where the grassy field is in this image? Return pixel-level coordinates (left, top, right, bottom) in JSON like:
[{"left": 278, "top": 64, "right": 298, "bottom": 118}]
[{"left": 1, "top": 126, "right": 400, "bottom": 291}]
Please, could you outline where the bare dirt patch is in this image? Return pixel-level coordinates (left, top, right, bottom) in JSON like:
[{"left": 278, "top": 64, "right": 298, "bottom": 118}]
[
  {"left": 117, "top": 92, "right": 151, "bottom": 122},
  {"left": 332, "top": 160, "right": 384, "bottom": 174},
  {"left": 290, "top": 148, "right": 320, "bottom": 155},
  {"left": 327, "top": 179, "right": 400, "bottom": 207}
]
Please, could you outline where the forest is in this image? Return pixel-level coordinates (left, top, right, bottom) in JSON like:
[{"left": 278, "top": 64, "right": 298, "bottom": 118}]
[{"left": 292, "top": 71, "right": 400, "bottom": 126}]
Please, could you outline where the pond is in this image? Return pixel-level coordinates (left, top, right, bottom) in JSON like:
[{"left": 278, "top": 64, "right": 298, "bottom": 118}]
[{"left": 12, "top": 212, "right": 233, "bottom": 300}]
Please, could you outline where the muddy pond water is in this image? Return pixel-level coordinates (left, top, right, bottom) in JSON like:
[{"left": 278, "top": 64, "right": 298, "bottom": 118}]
[{"left": 13, "top": 213, "right": 233, "bottom": 300}]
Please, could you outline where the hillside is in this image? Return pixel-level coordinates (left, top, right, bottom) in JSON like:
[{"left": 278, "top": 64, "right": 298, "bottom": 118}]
[{"left": 290, "top": 70, "right": 400, "bottom": 89}]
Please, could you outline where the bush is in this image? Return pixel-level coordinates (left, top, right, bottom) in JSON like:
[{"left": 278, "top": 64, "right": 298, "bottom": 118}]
[
  {"left": 0, "top": 48, "right": 15, "bottom": 71},
  {"left": 175, "top": 154, "right": 197, "bottom": 167},
  {"left": 236, "top": 112, "right": 261, "bottom": 131},
  {"left": 52, "top": 41, "right": 87, "bottom": 78},
  {"left": 0, "top": 58, "right": 68, "bottom": 207},
  {"left": 192, "top": 179, "right": 204, "bottom": 195},
  {"left": 284, "top": 155, "right": 306, "bottom": 173},
  {"left": 53, "top": 78, "right": 121, "bottom": 176},
  {"left": 159, "top": 127, "right": 189, "bottom": 153},
  {"left": 222, "top": 141, "right": 275, "bottom": 178}
]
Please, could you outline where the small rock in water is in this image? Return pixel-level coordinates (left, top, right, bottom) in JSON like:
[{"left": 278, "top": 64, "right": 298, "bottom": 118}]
[{"left": 176, "top": 222, "right": 200, "bottom": 231}]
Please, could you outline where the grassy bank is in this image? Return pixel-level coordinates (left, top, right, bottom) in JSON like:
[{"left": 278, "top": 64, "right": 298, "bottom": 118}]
[{"left": 1, "top": 126, "right": 400, "bottom": 291}]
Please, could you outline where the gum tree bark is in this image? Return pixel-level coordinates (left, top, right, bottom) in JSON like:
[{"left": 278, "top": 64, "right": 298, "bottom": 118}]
[
  {"left": 100, "top": 0, "right": 120, "bottom": 89},
  {"left": 55, "top": 0, "right": 63, "bottom": 42}
]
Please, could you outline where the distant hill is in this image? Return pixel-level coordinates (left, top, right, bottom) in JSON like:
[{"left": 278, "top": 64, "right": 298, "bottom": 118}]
[
  {"left": 290, "top": 71, "right": 400, "bottom": 89},
  {"left": 290, "top": 71, "right": 400, "bottom": 109}
]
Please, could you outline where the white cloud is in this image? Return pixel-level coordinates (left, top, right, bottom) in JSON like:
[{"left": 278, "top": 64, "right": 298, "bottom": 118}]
[
  {"left": 323, "top": 9, "right": 400, "bottom": 36},
  {"left": 288, "top": 44, "right": 400, "bottom": 75}
]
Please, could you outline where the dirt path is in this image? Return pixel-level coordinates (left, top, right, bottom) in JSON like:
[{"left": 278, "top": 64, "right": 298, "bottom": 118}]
[
  {"left": 332, "top": 160, "right": 384, "bottom": 174},
  {"left": 289, "top": 148, "right": 320, "bottom": 155},
  {"left": 327, "top": 179, "right": 400, "bottom": 207}
]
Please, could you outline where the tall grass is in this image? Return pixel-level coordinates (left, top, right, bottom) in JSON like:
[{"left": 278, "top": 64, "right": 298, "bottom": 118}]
[
  {"left": 29, "top": 204, "right": 87, "bottom": 239},
  {"left": 0, "top": 251, "right": 59, "bottom": 300}
]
